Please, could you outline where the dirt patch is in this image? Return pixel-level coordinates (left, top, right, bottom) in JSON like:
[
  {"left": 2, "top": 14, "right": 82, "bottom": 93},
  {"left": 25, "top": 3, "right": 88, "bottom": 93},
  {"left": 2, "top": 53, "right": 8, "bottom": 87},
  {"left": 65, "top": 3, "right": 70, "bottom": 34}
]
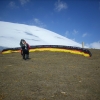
[{"left": 0, "top": 49, "right": 100, "bottom": 100}]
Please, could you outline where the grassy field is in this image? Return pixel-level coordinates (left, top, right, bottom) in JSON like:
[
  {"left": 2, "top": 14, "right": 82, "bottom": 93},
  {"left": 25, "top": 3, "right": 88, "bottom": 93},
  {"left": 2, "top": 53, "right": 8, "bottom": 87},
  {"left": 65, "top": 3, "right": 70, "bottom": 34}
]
[{"left": 0, "top": 49, "right": 100, "bottom": 100}]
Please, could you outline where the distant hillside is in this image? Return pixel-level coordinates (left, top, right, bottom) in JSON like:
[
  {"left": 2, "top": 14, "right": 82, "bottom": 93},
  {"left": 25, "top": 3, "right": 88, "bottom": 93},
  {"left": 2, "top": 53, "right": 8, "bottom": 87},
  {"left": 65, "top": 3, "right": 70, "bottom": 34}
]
[
  {"left": 0, "top": 46, "right": 7, "bottom": 51},
  {"left": 0, "top": 21, "right": 85, "bottom": 48}
]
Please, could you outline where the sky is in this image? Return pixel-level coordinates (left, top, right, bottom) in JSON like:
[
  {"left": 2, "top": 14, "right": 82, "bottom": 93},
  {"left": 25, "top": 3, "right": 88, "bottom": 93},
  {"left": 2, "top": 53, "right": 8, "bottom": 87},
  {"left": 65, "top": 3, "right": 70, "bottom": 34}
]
[{"left": 0, "top": 0, "right": 100, "bottom": 49}]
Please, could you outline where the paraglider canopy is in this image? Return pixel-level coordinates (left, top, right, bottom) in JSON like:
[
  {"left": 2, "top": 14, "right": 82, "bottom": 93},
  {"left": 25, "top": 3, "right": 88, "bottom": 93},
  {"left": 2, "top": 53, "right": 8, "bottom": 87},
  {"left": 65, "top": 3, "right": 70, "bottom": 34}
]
[{"left": 1, "top": 45, "right": 92, "bottom": 57}]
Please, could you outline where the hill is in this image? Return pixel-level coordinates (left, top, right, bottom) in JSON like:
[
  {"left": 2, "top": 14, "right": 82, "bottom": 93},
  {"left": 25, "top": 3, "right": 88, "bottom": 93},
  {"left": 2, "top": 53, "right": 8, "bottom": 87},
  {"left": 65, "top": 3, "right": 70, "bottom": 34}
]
[
  {"left": 0, "top": 49, "right": 100, "bottom": 100},
  {"left": 0, "top": 21, "right": 84, "bottom": 49}
]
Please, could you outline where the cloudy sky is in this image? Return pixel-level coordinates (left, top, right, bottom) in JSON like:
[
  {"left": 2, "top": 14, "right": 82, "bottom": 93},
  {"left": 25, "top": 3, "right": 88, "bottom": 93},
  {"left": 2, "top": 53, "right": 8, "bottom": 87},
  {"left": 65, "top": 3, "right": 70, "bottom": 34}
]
[{"left": 0, "top": 0, "right": 100, "bottom": 49}]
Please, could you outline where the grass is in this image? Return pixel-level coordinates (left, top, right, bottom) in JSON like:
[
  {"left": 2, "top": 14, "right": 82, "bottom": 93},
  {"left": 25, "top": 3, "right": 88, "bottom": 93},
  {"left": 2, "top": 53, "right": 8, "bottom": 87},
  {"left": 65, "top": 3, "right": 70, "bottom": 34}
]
[{"left": 0, "top": 49, "right": 100, "bottom": 100}]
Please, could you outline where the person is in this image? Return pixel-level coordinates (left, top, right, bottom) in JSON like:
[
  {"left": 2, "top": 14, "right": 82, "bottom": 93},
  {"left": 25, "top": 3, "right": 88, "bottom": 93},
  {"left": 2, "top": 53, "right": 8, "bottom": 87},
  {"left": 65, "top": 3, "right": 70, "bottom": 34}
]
[{"left": 20, "top": 39, "right": 30, "bottom": 60}]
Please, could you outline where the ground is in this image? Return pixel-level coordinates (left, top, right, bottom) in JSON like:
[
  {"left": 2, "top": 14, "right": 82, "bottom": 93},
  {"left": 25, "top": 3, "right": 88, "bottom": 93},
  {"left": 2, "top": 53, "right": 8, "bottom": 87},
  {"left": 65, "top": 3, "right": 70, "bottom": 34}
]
[{"left": 0, "top": 49, "right": 100, "bottom": 100}]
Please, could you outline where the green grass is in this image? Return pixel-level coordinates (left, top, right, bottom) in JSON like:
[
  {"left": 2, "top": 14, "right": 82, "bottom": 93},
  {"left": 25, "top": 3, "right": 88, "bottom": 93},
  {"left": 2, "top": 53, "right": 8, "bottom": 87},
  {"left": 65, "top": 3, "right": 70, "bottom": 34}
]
[{"left": 0, "top": 49, "right": 100, "bottom": 100}]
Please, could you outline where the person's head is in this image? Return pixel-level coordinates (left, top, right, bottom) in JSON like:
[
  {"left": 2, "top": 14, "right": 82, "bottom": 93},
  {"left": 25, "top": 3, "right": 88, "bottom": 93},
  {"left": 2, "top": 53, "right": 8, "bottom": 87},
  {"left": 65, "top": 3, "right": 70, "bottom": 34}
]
[
  {"left": 21, "top": 39, "right": 25, "bottom": 42},
  {"left": 22, "top": 40, "right": 26, "bottom": 44},
  {"left": 21, "top": 39, "right": 26, "bottom": 44}
]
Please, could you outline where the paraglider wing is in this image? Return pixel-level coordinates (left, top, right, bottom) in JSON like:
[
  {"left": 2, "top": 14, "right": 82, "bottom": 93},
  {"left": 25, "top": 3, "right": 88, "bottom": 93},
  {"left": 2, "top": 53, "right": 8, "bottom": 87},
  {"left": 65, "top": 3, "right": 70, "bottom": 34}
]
[{"left": 1, "top": 45, "right": 92, "bottom": 57}]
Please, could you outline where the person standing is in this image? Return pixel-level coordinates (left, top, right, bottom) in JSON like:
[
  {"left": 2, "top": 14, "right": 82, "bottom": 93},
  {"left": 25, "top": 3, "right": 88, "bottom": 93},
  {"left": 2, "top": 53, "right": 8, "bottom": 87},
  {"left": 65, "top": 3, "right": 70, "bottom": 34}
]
[{"left": 20, "top": 39, "right": 30, "bottom": 60}]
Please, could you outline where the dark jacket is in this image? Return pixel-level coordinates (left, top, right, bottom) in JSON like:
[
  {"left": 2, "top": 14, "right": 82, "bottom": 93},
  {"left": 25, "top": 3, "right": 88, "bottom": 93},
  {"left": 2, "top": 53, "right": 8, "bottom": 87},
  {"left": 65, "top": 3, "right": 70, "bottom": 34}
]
[{"left": 21, "top": 43, "right": 30, "bottom": 51}]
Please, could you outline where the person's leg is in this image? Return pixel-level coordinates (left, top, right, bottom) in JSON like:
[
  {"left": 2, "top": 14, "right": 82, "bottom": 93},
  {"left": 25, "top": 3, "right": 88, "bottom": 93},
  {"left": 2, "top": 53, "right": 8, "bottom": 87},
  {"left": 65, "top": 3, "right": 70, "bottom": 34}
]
[
  {"left": 22, "top": 50, "right": 26, "bottom": 60},
  {"left": 23, "top": 54, "right": 25, "bottom": 59},
  {"left": 27, "top": 50, "right": 29, "bottom": 59},
  {"left": 26, "top": 50, "right": 29, "bottom": 59}
]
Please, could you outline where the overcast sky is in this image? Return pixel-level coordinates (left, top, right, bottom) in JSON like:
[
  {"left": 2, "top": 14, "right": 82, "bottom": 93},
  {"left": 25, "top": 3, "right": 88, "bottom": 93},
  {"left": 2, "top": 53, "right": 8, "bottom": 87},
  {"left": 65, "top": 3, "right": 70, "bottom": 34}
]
[{"left": 0, "top": 0, "right": 100, "bottom": 48}]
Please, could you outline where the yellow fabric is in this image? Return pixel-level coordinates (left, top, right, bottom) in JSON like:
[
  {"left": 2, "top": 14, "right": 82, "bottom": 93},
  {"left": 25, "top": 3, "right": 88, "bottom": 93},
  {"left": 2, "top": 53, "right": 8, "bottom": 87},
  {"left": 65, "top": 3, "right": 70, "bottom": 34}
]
[
  {"left": 29, "top": 48, "right": 90, "bottom": 57},
  {"left": 2, "top": 50, "right": 12, "bottom": 54},
  {"left": 2, "top": 50, "right": 20, "bottom": 54}
]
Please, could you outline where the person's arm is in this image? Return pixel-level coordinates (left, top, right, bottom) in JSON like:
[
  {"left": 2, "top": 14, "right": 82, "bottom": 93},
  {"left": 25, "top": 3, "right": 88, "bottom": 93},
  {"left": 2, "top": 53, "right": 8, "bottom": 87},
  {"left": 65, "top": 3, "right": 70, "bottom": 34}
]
[{"left": 27, "top": 43, "right": 30, "bottom": 49}]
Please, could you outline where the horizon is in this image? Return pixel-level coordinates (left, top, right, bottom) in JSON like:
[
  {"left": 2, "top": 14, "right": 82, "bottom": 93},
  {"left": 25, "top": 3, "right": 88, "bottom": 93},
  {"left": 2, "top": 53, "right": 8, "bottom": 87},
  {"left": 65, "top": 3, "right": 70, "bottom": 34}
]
[{"left": 0, "top": 0, "right": 100, "bottom": 49}]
